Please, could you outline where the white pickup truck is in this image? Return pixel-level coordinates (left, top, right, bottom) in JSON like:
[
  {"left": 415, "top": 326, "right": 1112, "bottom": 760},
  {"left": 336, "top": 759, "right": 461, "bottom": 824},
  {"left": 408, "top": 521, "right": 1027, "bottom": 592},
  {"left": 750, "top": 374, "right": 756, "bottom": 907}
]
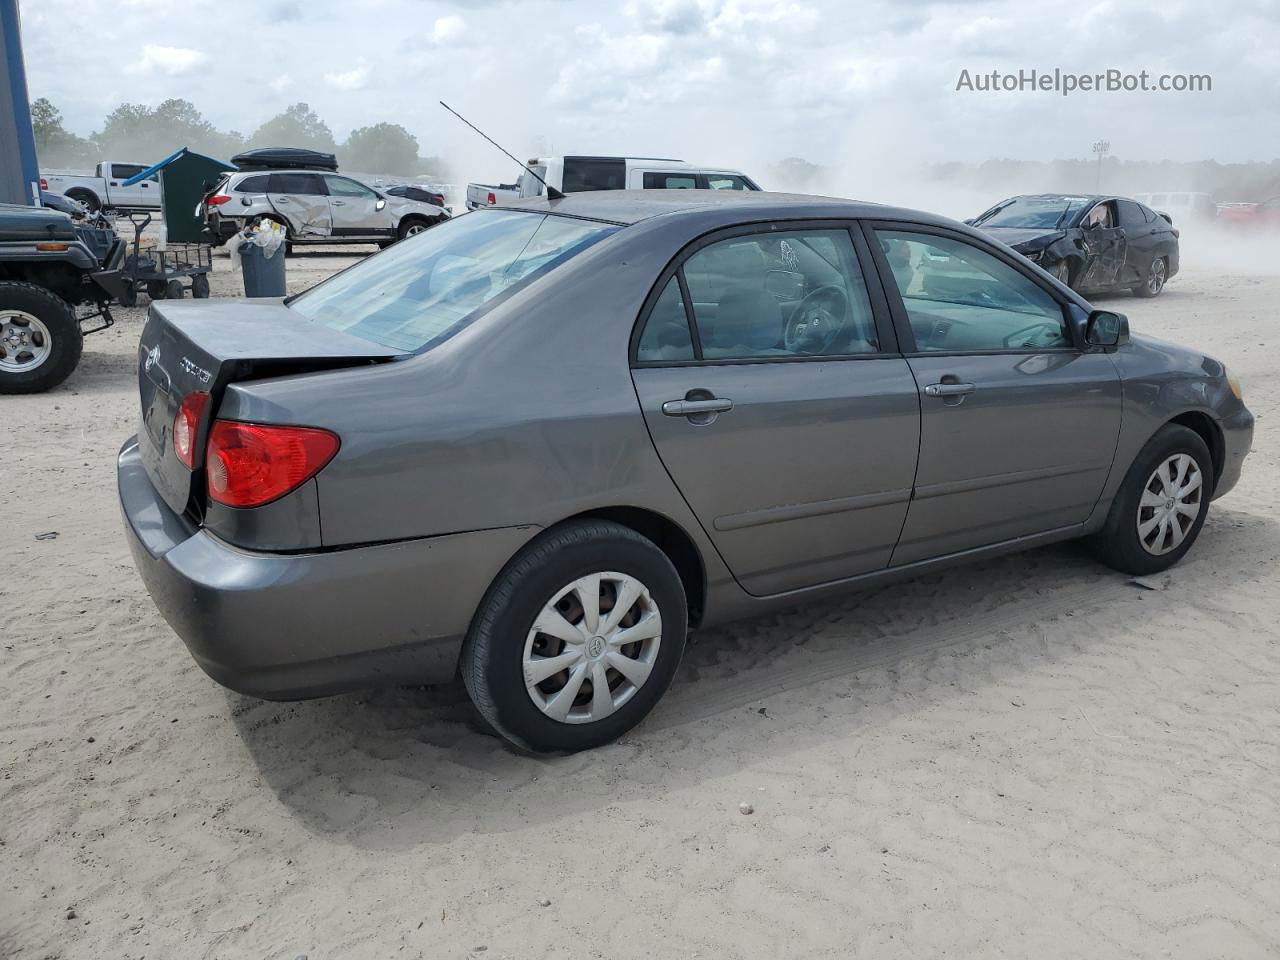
[
  {"left": 465, "top": 157, "right": 761, "bottom": 210},
  {"left": 40, "top": 161, "right": 163, "bottom": 213},
  {"left": 465, "top": 180, "right": 520, "bottom": 211}
]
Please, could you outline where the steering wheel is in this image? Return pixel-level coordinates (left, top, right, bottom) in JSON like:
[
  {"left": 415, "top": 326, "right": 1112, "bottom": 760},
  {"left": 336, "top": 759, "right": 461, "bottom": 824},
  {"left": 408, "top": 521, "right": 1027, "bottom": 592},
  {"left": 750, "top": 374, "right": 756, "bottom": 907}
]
[
  {"left": 784, "top": 285, "right": 848, "bottom": 354},
  {"left": 1002, "top": 321, "right": 1062, "bottom": 349}
]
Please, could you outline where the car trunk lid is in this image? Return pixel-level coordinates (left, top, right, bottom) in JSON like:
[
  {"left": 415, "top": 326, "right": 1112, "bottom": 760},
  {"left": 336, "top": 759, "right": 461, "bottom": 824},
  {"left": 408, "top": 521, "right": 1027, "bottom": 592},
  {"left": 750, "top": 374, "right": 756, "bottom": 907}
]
[{"left": 137, "top": 298, "right": 404, "bottom": 515}]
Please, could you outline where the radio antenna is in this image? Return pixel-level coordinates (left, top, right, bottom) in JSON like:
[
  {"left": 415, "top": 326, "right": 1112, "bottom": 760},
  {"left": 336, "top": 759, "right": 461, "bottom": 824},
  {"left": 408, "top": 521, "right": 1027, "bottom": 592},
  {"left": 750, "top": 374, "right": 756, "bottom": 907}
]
[{"left": 439, "top": 101, "right": 564, "bottom": 200}]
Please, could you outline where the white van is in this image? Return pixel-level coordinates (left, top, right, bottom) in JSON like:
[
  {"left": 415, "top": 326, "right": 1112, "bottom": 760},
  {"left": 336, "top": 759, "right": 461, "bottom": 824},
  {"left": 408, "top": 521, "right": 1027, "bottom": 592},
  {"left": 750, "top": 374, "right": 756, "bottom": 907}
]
[{"left": 515, "top": 156, "right": 761, "bottom": 198}]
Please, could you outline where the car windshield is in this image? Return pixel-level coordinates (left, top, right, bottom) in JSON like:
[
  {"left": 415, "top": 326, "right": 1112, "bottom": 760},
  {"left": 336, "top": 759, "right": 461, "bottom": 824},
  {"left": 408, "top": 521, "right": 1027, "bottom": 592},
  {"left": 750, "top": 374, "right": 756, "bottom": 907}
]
[
  {"left": 975, "top": 196, "right": 1091, "bottom": 229},
  {"left": 288, "top": 210, "right": 619, "bottom": 352}
]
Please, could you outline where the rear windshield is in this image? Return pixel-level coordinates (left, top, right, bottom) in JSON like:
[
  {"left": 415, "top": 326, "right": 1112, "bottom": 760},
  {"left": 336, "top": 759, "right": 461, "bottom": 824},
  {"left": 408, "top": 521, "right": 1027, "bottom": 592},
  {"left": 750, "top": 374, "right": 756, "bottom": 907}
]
[{"left": 288, "top": 210, "right": 619, "bottom": 352}]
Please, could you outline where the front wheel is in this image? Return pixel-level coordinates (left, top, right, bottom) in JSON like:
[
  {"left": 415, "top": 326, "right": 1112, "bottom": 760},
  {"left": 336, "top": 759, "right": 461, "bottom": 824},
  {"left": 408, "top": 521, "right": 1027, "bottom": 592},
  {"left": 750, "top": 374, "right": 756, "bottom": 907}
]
[
  {"left": 462, "top": 520, "right": 688, "bottom": 753},
  {"left": 397, "top": 217, "right": 429, "bottom": 241},
  {"left": 0, "top": 282, "right": 83, "bottom": 394},
  {"left": 1090, "top": 424, "right": 1213, "bottom": 575}
]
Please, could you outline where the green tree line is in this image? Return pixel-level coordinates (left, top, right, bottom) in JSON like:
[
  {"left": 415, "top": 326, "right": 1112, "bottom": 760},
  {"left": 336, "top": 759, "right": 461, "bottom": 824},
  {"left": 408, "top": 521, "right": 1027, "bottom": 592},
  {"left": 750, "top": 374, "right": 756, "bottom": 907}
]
[{"left": 31, "top": 98, "right": 448, "bottom": 179}]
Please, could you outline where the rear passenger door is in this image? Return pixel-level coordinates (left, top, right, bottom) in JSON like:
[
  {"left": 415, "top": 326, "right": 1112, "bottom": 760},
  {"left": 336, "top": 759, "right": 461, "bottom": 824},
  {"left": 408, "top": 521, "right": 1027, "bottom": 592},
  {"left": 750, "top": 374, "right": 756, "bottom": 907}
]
[
  {"left": 1116, "top": 199, "right": 1157, "bottom": 285},
  {"left": 267, "top": 172, "right": 331, "bottom": 237},
  {"left": 868, "top": 224, "right": 1122, "bottom": 565},
  {"left": 631, "top": 223, "right": 920, "bottom": 596}
]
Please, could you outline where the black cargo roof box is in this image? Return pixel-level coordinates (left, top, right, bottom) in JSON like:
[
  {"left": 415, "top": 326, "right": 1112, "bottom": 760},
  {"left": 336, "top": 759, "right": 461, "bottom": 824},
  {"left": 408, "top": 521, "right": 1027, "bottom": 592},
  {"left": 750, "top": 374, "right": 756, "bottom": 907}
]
[{"left": 229, "top": 147, "right": 339, "bottom": 172}]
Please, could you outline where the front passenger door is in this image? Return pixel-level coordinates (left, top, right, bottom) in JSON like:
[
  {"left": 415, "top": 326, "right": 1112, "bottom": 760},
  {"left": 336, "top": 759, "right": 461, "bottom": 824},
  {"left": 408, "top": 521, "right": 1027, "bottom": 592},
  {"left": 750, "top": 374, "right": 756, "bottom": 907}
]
[
  {"left": 870, "top": 226, "right": 1122, "bottom": 565},
  {"left": 1078, "top": 200, "right": 1126, "bottom": 289},
  {"left": 323, "top": 175, "right": 393, "bottom": 238}
]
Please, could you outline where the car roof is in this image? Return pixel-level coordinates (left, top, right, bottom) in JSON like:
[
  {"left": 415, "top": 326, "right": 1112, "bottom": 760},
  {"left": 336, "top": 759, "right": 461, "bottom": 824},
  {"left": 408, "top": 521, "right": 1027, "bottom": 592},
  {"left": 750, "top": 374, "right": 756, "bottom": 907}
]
[{"left": 499, "top": 189, "right": 954, "bottom": 227}]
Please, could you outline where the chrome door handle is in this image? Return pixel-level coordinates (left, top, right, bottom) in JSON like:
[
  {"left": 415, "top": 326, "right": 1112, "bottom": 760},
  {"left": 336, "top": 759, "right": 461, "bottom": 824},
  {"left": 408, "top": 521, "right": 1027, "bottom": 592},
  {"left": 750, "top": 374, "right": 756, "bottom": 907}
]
[
  {"left": 662, "top": 398, "right": 734, "bottom": 417},
  {"left": 332, "top": 200, "right": 345, "bottom": 205},
  {"left": 276, "top": 197, "right": 290, "bottom": 203},
  {"left": 924, "top": 382, "right": 976, "bottom": 397}
]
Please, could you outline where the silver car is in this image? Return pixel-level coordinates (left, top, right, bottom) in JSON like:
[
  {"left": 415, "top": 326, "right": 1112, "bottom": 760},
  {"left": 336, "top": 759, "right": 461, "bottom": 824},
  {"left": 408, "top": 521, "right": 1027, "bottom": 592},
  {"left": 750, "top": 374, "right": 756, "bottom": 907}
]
[
  {"left": 119, "top": 191, "right": 1253, "bottom": 753},
  {"left": 205, "top": 169, "right": 449, "bottom": 250}
]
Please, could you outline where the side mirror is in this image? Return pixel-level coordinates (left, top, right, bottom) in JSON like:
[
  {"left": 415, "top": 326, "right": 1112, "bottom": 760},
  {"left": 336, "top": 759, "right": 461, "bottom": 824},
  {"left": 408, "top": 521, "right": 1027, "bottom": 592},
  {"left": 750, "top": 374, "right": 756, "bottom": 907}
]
[
  {"left": 1085, "top": 309, "right": 1129, "bottom": 348},
  {"left": 375, "top": 198, "right": 387, "bottom": 211}
]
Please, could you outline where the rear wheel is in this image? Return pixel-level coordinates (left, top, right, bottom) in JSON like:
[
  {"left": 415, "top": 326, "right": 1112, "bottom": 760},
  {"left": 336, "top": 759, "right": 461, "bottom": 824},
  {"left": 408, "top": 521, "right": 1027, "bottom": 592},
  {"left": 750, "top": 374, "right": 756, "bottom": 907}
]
[
  {"left": 146, "top": 280, "right": 167, "bottom": 300},
  {"left": 64, "top": 189, "right": 100, "bottom": 213},
  {"left": 1090, "top": 424, "right": 1212, "bottom": 575},
  {"left": 165, "top": 279, "right": 184, "bottom": 300},
  {"left": 1132, "top": 256, "right": 1168, "bottom": 298},
  {"left": 462, "top": 520, "right": 688, "bottom": 753},
  {"left": 191, "top": 273, "right": 211, "bottom": 298},
  {"left": 0, "top": 282, "right": 83, "bottom": 394}
]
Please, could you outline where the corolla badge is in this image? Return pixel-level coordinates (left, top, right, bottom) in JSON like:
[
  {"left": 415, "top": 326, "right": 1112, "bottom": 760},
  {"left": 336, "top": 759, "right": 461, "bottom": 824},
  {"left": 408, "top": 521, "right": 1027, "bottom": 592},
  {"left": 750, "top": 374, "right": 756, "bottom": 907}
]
[
  {"left": 179, "top": 356, "right": 213, "bottom": 385},
  {"left": 143, "top": 344, "right": 160, "bottom": 372}
]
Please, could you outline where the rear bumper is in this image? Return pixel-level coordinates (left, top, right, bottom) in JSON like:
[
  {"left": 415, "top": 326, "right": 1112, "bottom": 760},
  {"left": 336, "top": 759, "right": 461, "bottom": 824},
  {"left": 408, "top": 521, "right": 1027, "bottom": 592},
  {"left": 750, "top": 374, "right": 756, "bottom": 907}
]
[{"left": 118, "top": 436, "right": 537, "bottom": 700}]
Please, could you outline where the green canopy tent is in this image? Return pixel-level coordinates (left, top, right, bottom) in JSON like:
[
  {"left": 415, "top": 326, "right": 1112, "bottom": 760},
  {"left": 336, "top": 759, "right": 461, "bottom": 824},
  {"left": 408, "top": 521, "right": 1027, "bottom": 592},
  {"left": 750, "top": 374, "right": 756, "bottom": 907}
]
[{"left": 121, "top": 147, "right": 237, "bottom": 243}]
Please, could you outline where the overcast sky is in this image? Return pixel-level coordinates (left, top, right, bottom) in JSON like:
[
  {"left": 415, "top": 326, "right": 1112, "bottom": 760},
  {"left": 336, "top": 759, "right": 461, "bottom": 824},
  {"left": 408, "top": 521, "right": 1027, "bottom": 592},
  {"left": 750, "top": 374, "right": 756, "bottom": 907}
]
[{"left": 18, "top": 0, "right": 1280, "bottom": 186}]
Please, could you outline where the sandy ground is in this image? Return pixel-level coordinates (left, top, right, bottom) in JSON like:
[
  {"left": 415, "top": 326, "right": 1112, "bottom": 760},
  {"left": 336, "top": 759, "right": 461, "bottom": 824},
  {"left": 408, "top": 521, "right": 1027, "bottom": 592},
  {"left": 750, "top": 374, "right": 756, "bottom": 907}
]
[{"left": 2, "top": 246, "right": 1278, "bottom": 960}]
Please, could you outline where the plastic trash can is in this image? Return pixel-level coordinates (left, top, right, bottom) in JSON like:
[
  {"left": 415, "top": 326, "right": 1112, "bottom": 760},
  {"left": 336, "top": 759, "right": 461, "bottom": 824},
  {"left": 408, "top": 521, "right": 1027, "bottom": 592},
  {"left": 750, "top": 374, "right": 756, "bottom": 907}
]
[{"left": 241, "top": 242, "right": 287, "bottom": 297}]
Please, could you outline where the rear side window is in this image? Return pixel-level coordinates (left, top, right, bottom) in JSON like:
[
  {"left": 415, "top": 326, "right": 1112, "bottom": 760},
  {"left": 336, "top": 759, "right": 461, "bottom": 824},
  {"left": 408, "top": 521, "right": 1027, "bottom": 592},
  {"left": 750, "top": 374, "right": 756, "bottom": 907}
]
[
  {"left": 1116, "top": 199, "right": 1146, "bottom": 228},
  {"left": 235, "top": 175, "right": 270, "bottom": 193},
  {"left": 681, "top": 229, "right": 878, "bottom": 360},
  {"left": 111, "top": 163, "right": 145, "bottom": 180},
  {"left": 269, "top": 172, "right": 326, "bottom": 195},
  {"left": 562, "top": 158, "right": 626, "bottom": 192},
  {"left": 705, "top": 175, "right": 753, "bottom": 191},
  {"left": 643, "top": 172, "right": 697, "bottom": 189},
  {"left": 636, "top": 278, "right": 695, "bottom": 361},
  {"left": 289, "top": 211, "right": 618, "bottom": 352}
]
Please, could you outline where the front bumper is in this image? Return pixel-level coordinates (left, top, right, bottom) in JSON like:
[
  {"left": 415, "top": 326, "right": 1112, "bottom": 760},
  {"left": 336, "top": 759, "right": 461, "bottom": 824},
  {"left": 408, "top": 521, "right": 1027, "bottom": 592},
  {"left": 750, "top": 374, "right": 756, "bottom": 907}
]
[
  {"left": 1214, "top": 403, "right": 1254, "bottom": 500},
  {"left": 118, "top": 436, "right": 537, "bottom": 700}
]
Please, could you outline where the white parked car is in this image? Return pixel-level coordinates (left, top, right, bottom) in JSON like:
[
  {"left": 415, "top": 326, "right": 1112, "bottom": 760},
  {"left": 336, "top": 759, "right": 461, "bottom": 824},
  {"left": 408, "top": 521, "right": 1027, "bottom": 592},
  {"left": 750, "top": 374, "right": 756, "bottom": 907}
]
[
  {"left": 41, "top": 161, "right": 163, "bottom": 213},
  {"left": 203, "top": 170, "right": 450, "bottom": 250}
]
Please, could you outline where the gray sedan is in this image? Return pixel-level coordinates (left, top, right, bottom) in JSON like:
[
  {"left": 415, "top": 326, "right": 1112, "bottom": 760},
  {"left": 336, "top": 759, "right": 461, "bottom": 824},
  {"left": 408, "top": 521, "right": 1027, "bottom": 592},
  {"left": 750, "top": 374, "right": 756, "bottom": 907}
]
[{"left": 118, "top": 191, "right": 1253, "bottom": 753}]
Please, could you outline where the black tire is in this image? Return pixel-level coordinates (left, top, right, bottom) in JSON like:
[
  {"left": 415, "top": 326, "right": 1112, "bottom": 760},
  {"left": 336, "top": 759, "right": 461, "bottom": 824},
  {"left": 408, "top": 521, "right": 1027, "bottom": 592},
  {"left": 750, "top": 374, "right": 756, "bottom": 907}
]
[
  {"left": 165, "top": 279, "right": 184, "bottom": 300},
  {"left": 1090, "top": 424, "right": 1213, "bottom": 575},
  {"left": 146, "top": 279, "right": 167, "bottom": 301},
  {"left": 64, "top": 189, "right": 100, "bottom": 213},
  {"left": 0, "top": 282, "right": 83, "bottom": 394},
  {"left": 397, "top": 217, "right": 429, "bottom": 241},
  {"left": 1132, "top": 256, "right": 1168, "bottom": 298},
  {"left": 191, "top": 274, "right": 211, "bottom": 299},
  {"left": 462, "top": 520, "right": 688, "bottom": 753},
  {"left": 118, "top": 283, "right": 138, "bottom": 308}
]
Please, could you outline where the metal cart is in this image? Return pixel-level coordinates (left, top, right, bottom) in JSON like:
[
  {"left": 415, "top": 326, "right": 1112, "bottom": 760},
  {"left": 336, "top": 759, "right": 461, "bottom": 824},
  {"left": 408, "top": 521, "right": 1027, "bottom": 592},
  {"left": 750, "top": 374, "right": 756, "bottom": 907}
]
[{"left": 118, "top": 212, "right": 211, "bottom": 306}]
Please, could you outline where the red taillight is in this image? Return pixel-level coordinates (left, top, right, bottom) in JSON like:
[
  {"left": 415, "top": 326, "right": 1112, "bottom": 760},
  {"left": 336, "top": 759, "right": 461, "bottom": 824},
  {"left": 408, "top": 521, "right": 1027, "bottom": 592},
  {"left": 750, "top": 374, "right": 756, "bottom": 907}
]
[
  {"left": 206, "top": 194, "right": 232, "bottom": 207},
  {"left": 173, "top": 392, "right": 210, "bottom": 469},
  {"left": 487, "top": 191, "right": 497, "bottom": 205},
  {"left": 205, "top": 420, "right": 340, "bottom": 509},
  {"left": 39, "top": 177, "right": 48, "bottom": 190}
]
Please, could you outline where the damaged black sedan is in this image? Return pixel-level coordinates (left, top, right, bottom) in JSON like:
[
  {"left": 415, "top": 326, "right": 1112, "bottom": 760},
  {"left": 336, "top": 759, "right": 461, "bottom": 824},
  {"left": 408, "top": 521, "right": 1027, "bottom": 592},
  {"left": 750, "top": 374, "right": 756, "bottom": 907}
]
[{"left": 970, "top": 194, "right": 1179, "bottom": 298}]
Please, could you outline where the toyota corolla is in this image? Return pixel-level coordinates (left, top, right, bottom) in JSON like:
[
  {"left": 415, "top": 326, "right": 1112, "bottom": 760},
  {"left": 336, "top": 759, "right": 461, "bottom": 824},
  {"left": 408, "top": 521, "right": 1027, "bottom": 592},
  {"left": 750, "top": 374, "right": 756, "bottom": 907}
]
[{"left": 118, "top": 191, "right": 1253, "bottom": 753}]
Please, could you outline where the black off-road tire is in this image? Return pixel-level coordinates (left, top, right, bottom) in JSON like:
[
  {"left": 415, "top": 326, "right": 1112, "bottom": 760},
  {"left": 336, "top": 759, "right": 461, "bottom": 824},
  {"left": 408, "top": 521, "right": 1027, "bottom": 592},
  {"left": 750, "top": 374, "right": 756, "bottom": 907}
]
[
  {"left": 146, "top": 279, "right": 167, "bottom": 300},
  {"left": 1090, "top": 424, "right": 1213, "bottom": 575},
  {"left": 164, "top": 279, "right": 184, "bottom": 300},
  {"left": 461, "top": 520, "right": 688, "bottom": 753},
  {"left": 0, "top": 282, "right": 83, "bottom": 394},
  {"left": 191, "top": 273, "right": 211, "bottom": 298}
]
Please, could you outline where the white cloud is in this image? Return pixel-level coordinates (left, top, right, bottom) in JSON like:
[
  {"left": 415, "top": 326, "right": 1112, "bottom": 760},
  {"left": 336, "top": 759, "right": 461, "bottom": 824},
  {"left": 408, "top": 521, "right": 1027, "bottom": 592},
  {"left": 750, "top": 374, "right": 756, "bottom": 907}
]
[
  {"left": 268, "top": 74, "right": 292, "bottom": 93},
  {"left": 433, "top": 15, "right": 466, "bottom": 44},
  {"left": 124, "top": 44, "right": 208, "bottom": 76},
  {"left": 323, "top": 64, "right": 369, "bottom": 91}
]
